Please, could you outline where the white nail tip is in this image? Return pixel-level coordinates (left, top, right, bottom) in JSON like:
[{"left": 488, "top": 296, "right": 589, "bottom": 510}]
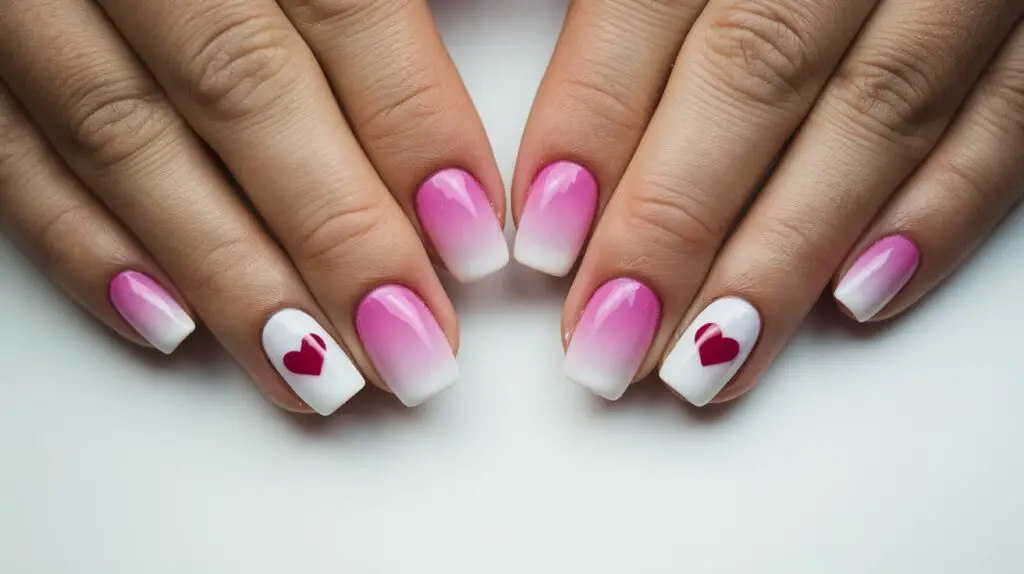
[
  {"left": 262, "top": 309, "right": 365, "bottom": 416},
  {"left": 513, "top": 240, "right": 574, "bottom": 277},
  {"left": 659, "top": 297, "right": 761, "bottom": 407}
]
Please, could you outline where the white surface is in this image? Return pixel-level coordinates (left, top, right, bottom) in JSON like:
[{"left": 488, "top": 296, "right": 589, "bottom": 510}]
[{"left": 2, "top": 1, "right": 1023, "bottom": 572}]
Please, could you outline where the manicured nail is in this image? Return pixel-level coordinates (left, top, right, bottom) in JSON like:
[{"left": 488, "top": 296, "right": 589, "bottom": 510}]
[
  {"left": 356, "top": 285, "right": 459, "bottom": 406},
  {"left": 834, "top": 235, "right": 920, "bottom": 322},
  {"left": 514, "top": 161, "right": 598, "bottom": 277},
  {"left": 109, "top": 271, "right": 195, "bottom": 354},
  {"left": 262, "top": 309, "right": 365, "bottom": 416},
  {"left": 659, "top": 297, "right": 761, "bottom": 407},
  {"left": 416, "top": 168, "right": 509, "bottom": 283},
  {"left": 564, "top": 278, "right": 660, "bottom": 400}
]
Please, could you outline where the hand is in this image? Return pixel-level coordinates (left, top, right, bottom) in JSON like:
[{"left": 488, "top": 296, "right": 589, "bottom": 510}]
[
  {"left": 0, "top": 0, "right": 510, "bottom": 414},
  {"left": 513, "top": 0, "right": 1024, "bottom": 404}
]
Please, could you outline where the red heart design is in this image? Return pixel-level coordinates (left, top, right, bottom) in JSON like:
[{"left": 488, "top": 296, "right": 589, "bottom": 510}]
[
  {"left": 695, "top": 323, "right": 740, "bottom": 367},
  {"left": 283, "top": 334, "right": 327, "bottom": 377}
]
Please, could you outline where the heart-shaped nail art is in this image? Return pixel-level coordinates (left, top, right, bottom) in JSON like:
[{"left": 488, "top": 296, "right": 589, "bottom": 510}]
[
  {"left": 695, "top": 323, "right": 740, "bottom": 367},
  {"left": 283, "top": 334, "right": 327, "bottom": 376}
]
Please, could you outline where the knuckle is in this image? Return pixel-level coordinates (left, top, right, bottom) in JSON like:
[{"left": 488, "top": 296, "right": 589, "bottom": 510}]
[
  {"left": 35, "top": 202, "right": 94, "bottom": 270},
  {"left": 702, "top": 1, "right": 820, "bottom": 107},
  {"left": 621, "top": 175, "right": 724, "bottom": 257},
  {"left": 830, "top": 47, "right": 945, "bottom": 145},
  {"left": 560, "top": 72, "right": 650, "bottom": 134},
  {"left": 184, "top": 232, "right": 260, "bottom": 296},
  {"left": 64, "top": 77, "right": 173, "bottom": 170},
  {"left": 356, "top": 76, "right": 454, "bottom": 149},
  {"left": 935, "top": 157, "right": 1000, "bottom": 230},
  {"left": 183, "top": 12, "right": 301, "bottom": 121},
  {"left": 757, "top": 214, "right": 834, "bottom": 277},
  {"left": 288, "top": 0, "right": 411, "bottom": 28},
  {"left": 978, "top": 58, "right": 1024, "bottom": 138},
  {"left": 290, "top": 195, "right": 389, "bottom": 267}
]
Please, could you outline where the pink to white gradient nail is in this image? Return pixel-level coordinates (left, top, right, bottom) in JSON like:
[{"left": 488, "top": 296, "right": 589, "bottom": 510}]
[
  {"left": 514, "top": 161, "right": 598, "bottom": 277},
  {"left": 416, "top": 168, "right": 509, "bottom": 283},
  {"left": 834, "top": 235, "right": 921, "bottom": 322},
  {"left": 109, "top": 271, "right": 195, "bottom": 354},
  {"left": 564, "top": 278, "right": 660, "bottom": 400},
  {"left": 355, "top": 285, "right": 459, "bottom": 407}
]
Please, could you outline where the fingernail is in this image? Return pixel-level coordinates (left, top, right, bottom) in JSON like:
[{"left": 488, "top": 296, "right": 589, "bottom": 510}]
[
  {"left": 356, "top": 285, "right": 459, "bottom": 407},
  {"left": 564, "top": 278, "right": 660, "bottom": 400},
  {"left": 416, "top": 168, "right": 509, "bottom": 283},
  {"left": 514, "top": 161, "right": 598, "bottom": 277},
  {"left": 834, "top": 235, "right": 920, "bottom": 322},
  {"left": 109, "top": 271, "right": 195, "bottom": 354},
  {"left": 262, "top": 309, "right": 365, "bottom": 416},
  {"left": 659, "top": 297, "right": 761, "bottom": 407}
]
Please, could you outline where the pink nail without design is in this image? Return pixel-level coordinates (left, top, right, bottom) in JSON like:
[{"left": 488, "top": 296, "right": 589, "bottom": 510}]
[
  {"left": 834, "top": 235, "right": 921, "bottom": 322},
  {"left": 564, "top": 278, "right": 660, "bottom": 400},
  {"left": 514, "top": 161, "right": 598, "bottom": 277},
  {"left": 355, "top": 285, "right": 459, "bottom": 407},
  {"left": 109, "top": 271, "right": 195, "bottom": 354},
  {"left": 416, "top": 168, "right": 509, "bottom": 283}
]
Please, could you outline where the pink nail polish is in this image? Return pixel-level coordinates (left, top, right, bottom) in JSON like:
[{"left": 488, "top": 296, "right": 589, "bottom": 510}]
[
  {"left": 355, "top": 285, "right": 459, "bottom": 406},
  {"left": 514, "top": 161, "right": 598, "bottom": 277},
  {"left": 109, "top": 271, "right": 195, "bottom": 354},
  {"left": 834, "top": 235, "right": 921, "bottom": 322},
  {"left": 416, "top": 168, "right": 509, "bottom": 283},
  {"left": 564, "top": 278, "right": 660, "bottom": 400}
]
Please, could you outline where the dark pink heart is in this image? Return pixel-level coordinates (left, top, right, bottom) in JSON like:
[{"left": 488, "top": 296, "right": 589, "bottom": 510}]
[
  {"left": 695, "top": 323, "right": 740, "bottom": 367},
  {"left": 283, "top": 334, "right": 327, "bottom": 377}
]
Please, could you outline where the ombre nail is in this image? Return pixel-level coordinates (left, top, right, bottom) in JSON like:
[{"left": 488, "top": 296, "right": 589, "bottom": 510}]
[
  {"left": 834, "top": 235, "right": 920, "bottom": 322},
  {"left": 355, "top": 285, "right": 459, "bottom": 406},
  {"left": 564, "top": 278, "right": 660, "bottom": 400},
  {"left": 109, "top": 271, "right": 194, "bottom": 354},
  {"left": 416, "top": 168, "right": 509, "bottom": 283},
  {"left": 514, "top": 161, "right": 598, "bottom": 277}
]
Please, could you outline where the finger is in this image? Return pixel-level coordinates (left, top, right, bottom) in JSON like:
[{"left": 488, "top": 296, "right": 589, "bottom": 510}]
[
  {"left": 97, "top": 0, "right": 460, "bottom": 405},
  {"left": 561, "top": 0, "right": 877, "bottom": 399},
  {"left": 834, "top": 23, "right": 1024, "bottom": 323},
  {"left": 657, "top": 0, "right": 1023, "bottom": 406},
  {"left": 0, "top": 82, "right": 194, "bottom": 353},
  {"left": 511, "top": 0, "right": 705, "bottom": 277},
  {"left": 0, "top": 1, "right": 364, "bottom": 414},
  {"left": 279, "top": 0, "right": 508, "bottom": 283}
]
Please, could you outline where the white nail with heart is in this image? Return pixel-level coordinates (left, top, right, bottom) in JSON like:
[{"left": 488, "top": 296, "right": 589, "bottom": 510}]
[
  {"left": 659, "top": 297, "right": 761, "bottom": 407},
  {"left": 262, "top": 309, "right": 365, "bottom": 416}
]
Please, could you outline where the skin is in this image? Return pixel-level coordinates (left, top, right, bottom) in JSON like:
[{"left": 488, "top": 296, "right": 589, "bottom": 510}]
[
  {"left": 1, "top": 0, "right": 1021, "bottom": 412},
  {"left": 514, "top": 0, "right": 1024, "bottom": 404},
  {"left": 0, "top": 0, "right": 504, "bottom": 412}
]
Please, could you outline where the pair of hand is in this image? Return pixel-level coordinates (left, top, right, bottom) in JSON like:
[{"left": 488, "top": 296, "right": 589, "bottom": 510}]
[{"left": 1, "top": 1, "right": 1021, "bottom": 416}]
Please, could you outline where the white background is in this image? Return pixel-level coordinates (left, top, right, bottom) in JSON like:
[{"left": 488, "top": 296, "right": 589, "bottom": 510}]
[{"left": 2, "top": 1, "right": 1023, "bottom": 572}]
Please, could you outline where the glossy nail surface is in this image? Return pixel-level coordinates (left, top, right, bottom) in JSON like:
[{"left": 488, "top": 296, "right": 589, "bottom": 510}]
[
  {"left": 659, "top": 297, "right": 761, "bottom": 407},
  {"left": 109, "top": 271, "right": 194, "bottom": 354},
  {"left": 514, "top": 161, "right": 598, "bottom": 277},
  {"left": 356, "top": 285, "right": 459, "bottom": 406},
  {"left": 262, "top": 309, "right": 365, "bottom": 416},
  {"left": 417, "top": 168, "right": 509, "bottom": 283},
  {"left": 564, "top": 278, "right": 660, "bottom": 400},
  {"left": 834, "top": 235, "right": 920, "bottom": 322}
]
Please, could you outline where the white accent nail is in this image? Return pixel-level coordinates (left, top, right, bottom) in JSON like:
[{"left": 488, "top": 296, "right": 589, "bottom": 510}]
[
  {"left": 262, "top": 309, "right": 365, "bottom": 416},
  {"left": 659, "top": 297, "right": 761, "bottom": 407}
]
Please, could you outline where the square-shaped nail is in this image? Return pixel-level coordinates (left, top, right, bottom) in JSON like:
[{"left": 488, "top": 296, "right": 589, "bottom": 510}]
[
  {"left": 109, "top": 271, "right": 195, "bottom": 354},
  {"left": 834, "top": 235, "right": 920, "bottom": 322},
  {"left": 416, "top": 168, "right": 509, "bottom": 283},
  {"left": 564, "top": 278, "right": 660, "bottom": 400},
  {"left": 356, "top": 285, "right": 459, "bottom": 407},
  {"left": 659, "top": 297, "right": 761, "bottom": 407},
  {"left": 514, "top": 161, "right": 598, "bottom": 277},
  {"left": 262, "top": 309, "right": 365, "bottom": 416}
]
